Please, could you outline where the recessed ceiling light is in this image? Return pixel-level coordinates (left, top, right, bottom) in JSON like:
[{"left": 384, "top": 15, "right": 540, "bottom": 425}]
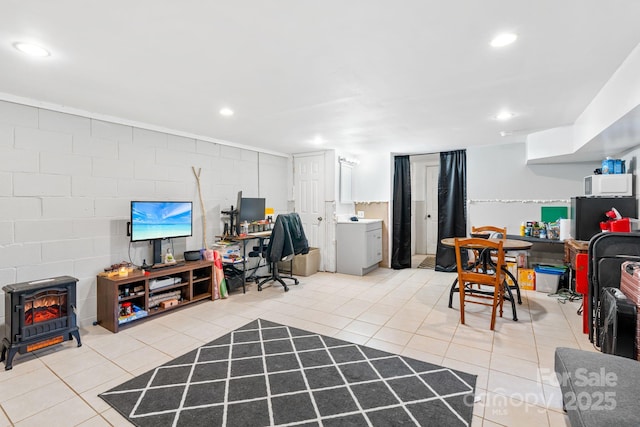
[
  {"left": 495, "top": 111, "right": 516, "bottom": 121},
  {"left": 311, "top": 136, "right": 324, "bottom": 145},
  {"left": 13, "top": 42, "right": 50, "bottom": 57},
  {"left": 490, "top": 33, "right": 518, "bottom": 48},
  {"left": 219, "top": 108, "right": 234, "bottom": 117},
  {"left": 499, "top": 131, "right": 513, "bottom": 137}
]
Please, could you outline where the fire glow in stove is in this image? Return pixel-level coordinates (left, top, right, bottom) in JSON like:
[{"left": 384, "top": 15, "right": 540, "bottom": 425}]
[{"left": 2, "top": 276, "right": 81, "bottom": 370}]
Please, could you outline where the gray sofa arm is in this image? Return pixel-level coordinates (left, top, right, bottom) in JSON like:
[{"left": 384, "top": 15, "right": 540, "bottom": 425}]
[{"left": 555, "top": 347, "right": 640, "bottom": 427}]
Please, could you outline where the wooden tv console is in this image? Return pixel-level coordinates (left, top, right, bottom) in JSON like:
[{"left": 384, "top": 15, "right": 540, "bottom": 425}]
[{"left": 96, "top": 260, "right": 215, "bottom": 333}]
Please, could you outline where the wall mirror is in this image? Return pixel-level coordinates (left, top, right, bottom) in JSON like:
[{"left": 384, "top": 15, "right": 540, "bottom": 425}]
[{"left": 340, "top": 162, "right": 353, "bottom": 203}]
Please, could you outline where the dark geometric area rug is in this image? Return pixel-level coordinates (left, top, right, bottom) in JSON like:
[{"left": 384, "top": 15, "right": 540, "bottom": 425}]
[
  {"left": 100, "top": 319, "right": 477, "bottom": 426},
  {"left": 418, "top": 255, "right": 436, "bottom": 269}
]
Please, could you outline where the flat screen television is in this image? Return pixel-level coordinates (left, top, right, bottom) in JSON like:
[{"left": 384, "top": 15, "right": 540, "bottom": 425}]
[
  {"left": 131, "top": 201, "right": 193, "bottom": 264},
  {"left": 237, "top": 197, "right": 266, "bottom": 234}
]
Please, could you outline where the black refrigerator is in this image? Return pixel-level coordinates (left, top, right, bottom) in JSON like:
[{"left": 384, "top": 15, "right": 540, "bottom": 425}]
[{"left": 571, "top": 196, "right": 638, "bottom": 241}]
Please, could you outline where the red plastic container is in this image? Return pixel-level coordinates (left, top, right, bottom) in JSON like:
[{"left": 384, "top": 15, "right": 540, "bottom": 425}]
[
  {"left": 575, "top": 253, "right": 589, "bottom": 334},
  {"left": 120, "top": 302, "right": 132, "bottom": 316},
  {"left": 600, "top": 217, "right": 631, "bottom": 233},
  {"left": 610, "top": 217, "right": 631, "bottom": 232}
]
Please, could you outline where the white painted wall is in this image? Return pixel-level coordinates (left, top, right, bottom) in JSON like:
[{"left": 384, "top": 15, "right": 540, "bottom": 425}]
[
  {"left": 620, "top": 147, "right": 640, "bottom": 216},
  {"left": 0, "top": 100, "right": 289, "bottom": 328},
  {"left": 258, "top": 152, "right": 289, "bottom": 217},
  {"left": 467, "top": 142, "right": 599, "bottom": 234}
]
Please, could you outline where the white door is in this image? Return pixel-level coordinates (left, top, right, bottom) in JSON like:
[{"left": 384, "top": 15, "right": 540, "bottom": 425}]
[
  {"left": 426, "top": 165, "right": 439, "bottom": 254},
  {"left": 293, "top": 153, "right": 326, "bottom": 269},
  {"left": 412, "top": 166, "right": 427, "bottom": 255}
]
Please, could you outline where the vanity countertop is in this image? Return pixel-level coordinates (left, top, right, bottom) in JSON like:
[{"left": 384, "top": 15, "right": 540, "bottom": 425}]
[{"left": 336, "top": 218, "right": 382, "bottom": 224}]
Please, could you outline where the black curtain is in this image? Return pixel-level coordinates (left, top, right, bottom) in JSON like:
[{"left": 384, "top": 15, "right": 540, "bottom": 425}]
[
  {"left": 435, "top": 150, "right": 467, "bottom": 272},
  {"left": 391, "top": 155, "right": 411, "bottom": 269}
]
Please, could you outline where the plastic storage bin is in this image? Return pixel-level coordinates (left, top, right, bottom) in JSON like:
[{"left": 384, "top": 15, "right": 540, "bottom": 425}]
[{"left": 534, "top": 265, "right": 566, "bottom": 293}]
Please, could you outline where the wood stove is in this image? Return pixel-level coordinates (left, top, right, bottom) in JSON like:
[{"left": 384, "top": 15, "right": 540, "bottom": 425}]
[{"left": 2, "top": 276, "right": 81, "bottom": 370}]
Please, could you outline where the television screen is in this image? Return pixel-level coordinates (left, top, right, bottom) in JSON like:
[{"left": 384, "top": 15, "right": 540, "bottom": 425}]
[{"left": 131, "top": 201, "right": 193, "bottom": 242}]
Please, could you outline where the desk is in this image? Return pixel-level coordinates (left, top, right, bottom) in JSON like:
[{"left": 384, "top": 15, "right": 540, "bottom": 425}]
[
  {"left": 506, "top": 234, "right": 565, "bottom": 266},
  {"left": 564, "top": 239, "right": 589, "bottom": 270},
  {"left": 563, "top": 239, "right": 590, "bottom": 333},
  {"left": 442, "top": 237, "right": 533, "bottom": 320},
  {"left": 222, "top": 231, "right": 272, "bottom": 293}
]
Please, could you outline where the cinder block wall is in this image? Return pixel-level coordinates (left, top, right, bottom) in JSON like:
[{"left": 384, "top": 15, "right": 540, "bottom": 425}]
[{"left": 0, "top": 100, "right": 288, "bottom": 328}]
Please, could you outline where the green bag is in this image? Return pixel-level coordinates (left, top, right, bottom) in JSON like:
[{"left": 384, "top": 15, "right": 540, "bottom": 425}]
[{"left": 220, "top": 277, "right": 228, "bottom": 299}]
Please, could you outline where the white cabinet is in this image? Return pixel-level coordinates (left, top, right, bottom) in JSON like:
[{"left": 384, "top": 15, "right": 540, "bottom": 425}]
[{"left": 337, "top": 220, "right": 383, "bottom": 276}]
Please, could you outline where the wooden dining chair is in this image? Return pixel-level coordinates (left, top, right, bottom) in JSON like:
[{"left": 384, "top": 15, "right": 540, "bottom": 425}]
[
  {"left": 469, "top": 226, "right": 506, "bottom": 272},
  {"left": 471, "top": 225, "right": 506, "bottom": 239},
  {"left": 469, "top": 225, "right": 522, "bottom": 304},
  {"left": 454, "top": 237, "right": 507, "bottom": 330}
]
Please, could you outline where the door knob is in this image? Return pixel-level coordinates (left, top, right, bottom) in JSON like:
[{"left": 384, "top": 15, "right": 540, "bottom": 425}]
[{"left": 317, "top": 217, "right": 323, "bottom": 221}]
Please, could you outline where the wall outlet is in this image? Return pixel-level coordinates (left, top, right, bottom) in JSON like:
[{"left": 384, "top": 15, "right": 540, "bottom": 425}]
[{"left": 357, "top": 211, "right": 365, "bottom": 218}]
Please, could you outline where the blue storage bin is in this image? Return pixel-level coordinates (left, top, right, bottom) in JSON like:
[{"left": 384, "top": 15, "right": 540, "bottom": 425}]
[{"left": 534, "top": 265, "right": 566, "bottom": 293}]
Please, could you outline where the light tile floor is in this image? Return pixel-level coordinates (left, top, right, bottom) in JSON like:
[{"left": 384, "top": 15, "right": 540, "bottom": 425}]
[{"left": 0, "top": 260, "right": 592, "bottom": 426}]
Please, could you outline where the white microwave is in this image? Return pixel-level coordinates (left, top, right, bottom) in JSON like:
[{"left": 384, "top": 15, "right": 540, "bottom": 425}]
[{"left": 584, "top": 174, "right": 633, "bottom": 196}]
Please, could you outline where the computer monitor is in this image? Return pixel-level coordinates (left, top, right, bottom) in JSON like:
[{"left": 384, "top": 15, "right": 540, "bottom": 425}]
[{"left": 237, "top": 197, "right": 266, "bottom": 234}]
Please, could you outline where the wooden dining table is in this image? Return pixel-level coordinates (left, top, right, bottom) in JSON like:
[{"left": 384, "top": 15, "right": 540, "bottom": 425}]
[
  {"left": 441, "top": 237, "right": 533, "bottom": 252},
  {"left": 442, "top": 237, "right": 534, "bottom": 320}
]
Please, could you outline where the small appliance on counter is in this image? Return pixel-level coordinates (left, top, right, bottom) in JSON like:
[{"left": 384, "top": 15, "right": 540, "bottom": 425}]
[{"left": 584, "top": 174, "right": 632, "bottom": 196}]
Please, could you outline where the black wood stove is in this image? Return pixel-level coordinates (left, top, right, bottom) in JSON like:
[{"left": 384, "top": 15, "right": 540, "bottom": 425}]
[{"left": 2, "top": 276, "right": 81, "bottom": 370}]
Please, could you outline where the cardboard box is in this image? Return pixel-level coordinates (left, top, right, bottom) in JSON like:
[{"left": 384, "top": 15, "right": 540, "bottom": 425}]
[
  {"left": 160, "top": 299, "right": 179, "bottom": 309},
  {"left": 278, "top": 247, "right": 320, "bottom": 277},
  {"left": 518, "top": 268, "right": 535, "bottom": 291},
  {"left": 505, "top": 262, "right": 517, "bottom": 287}
]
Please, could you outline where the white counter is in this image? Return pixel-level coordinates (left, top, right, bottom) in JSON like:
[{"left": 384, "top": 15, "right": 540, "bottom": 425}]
[{"left": 336, "top": 219, "right": 383, "bottom": 275}]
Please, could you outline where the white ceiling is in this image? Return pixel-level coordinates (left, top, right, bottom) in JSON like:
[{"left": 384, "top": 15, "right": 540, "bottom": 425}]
[{"left": 2, "top": 1, "right": 640, "bottom": 156}]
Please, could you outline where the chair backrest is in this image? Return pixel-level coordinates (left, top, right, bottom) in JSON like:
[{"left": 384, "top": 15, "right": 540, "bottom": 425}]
[
  {"left": 471, "top": 225, "right": 506, "bottom": 240},
  {"left": 265, "top": 214, "right": 293, "bottom": 263},
  {"left": 454, "top": 237, "right": 505, "bottom": 285},
  {"left": 265, "top": 213, "right": 309, "bottom": 263}
]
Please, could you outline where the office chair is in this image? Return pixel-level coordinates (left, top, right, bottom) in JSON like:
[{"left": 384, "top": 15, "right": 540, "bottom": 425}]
[
  {"left": 246, "top": 239, "right": 272, "bottom": 282},
  {"left": 258, "top": 213, "right": 308, "bottom": 292}
]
